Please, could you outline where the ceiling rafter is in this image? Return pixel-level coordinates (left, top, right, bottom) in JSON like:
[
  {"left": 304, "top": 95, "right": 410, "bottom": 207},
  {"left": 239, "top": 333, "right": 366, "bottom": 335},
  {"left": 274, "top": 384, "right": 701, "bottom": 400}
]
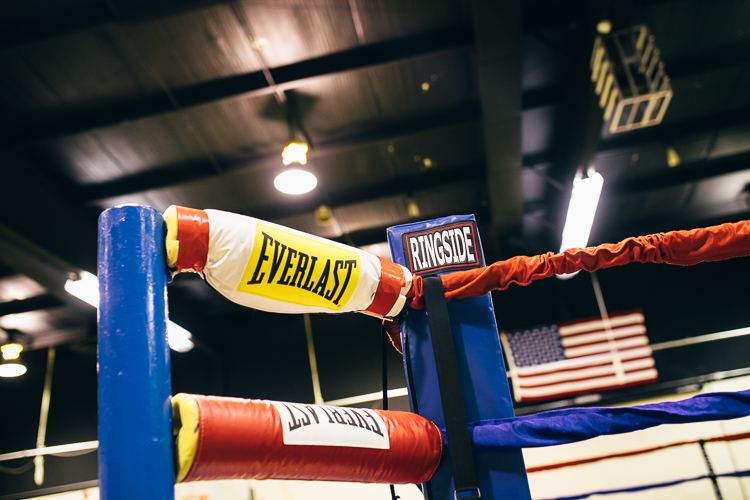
[
  {"left": 608, "top": 151, "right": 750, "bottom": 198},
  {"left": 0, "top": 294, "right": 65, "bottom": 317},
  {"left": 73, "top": 102, "right": 484, "bottom": 203},
  {"left": 12, "top": 26, "right": 474, "bottom": 144},
  {"left": 76, "top": 100, "right": 750, "bottom": 216},
  {"left": 69, "top": 81, "right": 567, "bottom": 205},
  {"left": 0, "top": 0, "right": 594, "bottom": 51}
]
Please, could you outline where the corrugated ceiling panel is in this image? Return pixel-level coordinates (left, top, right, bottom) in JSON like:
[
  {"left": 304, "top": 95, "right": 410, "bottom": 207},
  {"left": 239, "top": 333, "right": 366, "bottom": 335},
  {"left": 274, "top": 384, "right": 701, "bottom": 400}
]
[
  {"left": 271, "top": 212, "right": 342, "bottom": 239},
  {"left": 710, "top": 125, "right": 750, "bottom": 160},
  {"left": 662, "top": 66, "right": 748, "bottom": 124},
  {"left": 599, "top": 183, "right": 695, "bottom": 227},
  {"left": 288, "top": 72, "right": 381, "bottom": 140},
  {"left": 183, "top": 93, "right": 290, "bottom": 155},
  {"left": 0, "top": 0, "right": 101, "bottom": 23},
  {"left": 0, "top": 30, "right": 158, "bottom": 118},
  {"left": 38, "top": 113, "right": 213, "bottom": 184},
  {"left": 314, "top": 122, "right": 482, "bottom": 193},
  {"left": 522, "top": 33, "right": 563, "bottom": 91},
  {"left": 234, "top": 0, "right": 358, "bottom": 68},
  {"left": 118, "top": 4, "right": 263, "bottom": 89},
  {"left": 366, "top": 49, "right": 474, "bottom": 120},
  {"left": 411, "top": 178, "right": 484, "bottom": 218},
  {"left": 288, "top": 50, "right": 475, "bottom": 141},
  {"left": 333, "top": 195, "right": 409, "bottom": 234},
  {"left": 688, "top": 170, "right": 750, "bottom": 216},
  {"left": 353, "top": 0, "right": 469, "bottom": 43},
  {"left": 37, "top": 90, "right": 293, "bottom": 185},
  {"left": 522, "top": 105, "right": 555, "bottom": 157},
  {"left": 634, "top": 0, "right": 750, "bottom": 60}
]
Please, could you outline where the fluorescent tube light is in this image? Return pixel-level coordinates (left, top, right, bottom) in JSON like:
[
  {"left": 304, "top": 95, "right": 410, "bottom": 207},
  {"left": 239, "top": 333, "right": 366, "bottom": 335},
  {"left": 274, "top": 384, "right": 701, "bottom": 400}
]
[
  {"left": 557, "top": 172, "right": 604, "bottom": 280},
  {"left": 559, "top": 172, "right": 604, "bottom": 254},
  {"left": 65, "top": 272, "right": 194, "bottom": 352}
]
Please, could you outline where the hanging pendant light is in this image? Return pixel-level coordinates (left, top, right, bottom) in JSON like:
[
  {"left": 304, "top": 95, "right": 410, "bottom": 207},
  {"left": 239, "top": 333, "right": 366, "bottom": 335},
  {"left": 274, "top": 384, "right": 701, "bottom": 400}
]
[
  {"left": 0, "top": 342, "right": 27, "bottom": 377},
  {"left": 275, "top": 141, "right": 317, "bottom": 195}
]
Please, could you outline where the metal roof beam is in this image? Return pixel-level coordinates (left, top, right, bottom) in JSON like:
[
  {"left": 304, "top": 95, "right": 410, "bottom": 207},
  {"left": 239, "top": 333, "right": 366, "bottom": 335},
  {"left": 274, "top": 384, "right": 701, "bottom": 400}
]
[
  {"left": 0, "top": 0, "right": 233, "bottom": 49},
  {"left": 73, "top": 102, "right": 483, "bottom": 203},
  {"left": 608, "top": 151, "right": 750, "bottom": 198},
  {"left": 76, "top": 101, "right": 750, "bottom": 208},
  {"left": 0, "top": 294, "right": 65, "bottom": 317},
  {"left": 2, "top": 0, "right": 599, "bottom": 51},
  {"left": 14, "top": 27, "right": 474, "bottom": 144},
  {"left": 473, "top": 0, "right": 524, "bottom": 254}
]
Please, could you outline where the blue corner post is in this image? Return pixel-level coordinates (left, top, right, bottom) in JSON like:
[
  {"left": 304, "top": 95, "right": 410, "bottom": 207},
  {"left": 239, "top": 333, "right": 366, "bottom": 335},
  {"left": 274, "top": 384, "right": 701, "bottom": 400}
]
[
  {"left": 388, "top": 215, "right": 531, "bottom": 500},
  {"left": 98, "top": 205, "right": 175, "bottom": 500}
]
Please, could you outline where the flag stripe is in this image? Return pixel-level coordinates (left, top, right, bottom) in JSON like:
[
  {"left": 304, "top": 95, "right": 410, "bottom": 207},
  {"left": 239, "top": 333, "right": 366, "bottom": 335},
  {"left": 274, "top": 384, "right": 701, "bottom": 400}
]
[
  {"left": 559, "top": 312, "right": 645, "bottom": 336},
  {"left": 517, "top": 357, "right": 655, "bottom": 388},
  {"left": 514, "top": 347, "right": 653, "bottom": 377},
  {"left": 517, "top": 373, "right": 658, "bottom": 402},
  {"left": 565, "top": 336, "right": 649, "bottom": 358},
  {"left": 516, "top": 368, "right": 658, "bottom": 401},
  {"left": 561, "top": 324, "right": 647, "bottom": 347}
]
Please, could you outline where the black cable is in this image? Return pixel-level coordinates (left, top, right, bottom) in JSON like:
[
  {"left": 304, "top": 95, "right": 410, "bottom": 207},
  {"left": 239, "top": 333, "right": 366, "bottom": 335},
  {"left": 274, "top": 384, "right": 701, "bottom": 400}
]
[
  {"left": 0, "top": 460, "right": 34, "bottom": 475},
  {"left": 699, "top": 440, "right": 724, "bottom": 500},
  {"left": 382, "top": 324, "right": 400, "bottom": 500}
]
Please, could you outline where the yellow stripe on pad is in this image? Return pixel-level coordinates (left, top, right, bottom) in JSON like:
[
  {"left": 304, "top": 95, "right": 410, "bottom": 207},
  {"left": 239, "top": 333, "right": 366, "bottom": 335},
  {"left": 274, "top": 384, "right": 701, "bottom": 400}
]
[
  {"left": 172, "top": 393, "right": 200, "bottom": 483},
  {"left": 163, "top": 205, "right": 179, "bottom": 269}
]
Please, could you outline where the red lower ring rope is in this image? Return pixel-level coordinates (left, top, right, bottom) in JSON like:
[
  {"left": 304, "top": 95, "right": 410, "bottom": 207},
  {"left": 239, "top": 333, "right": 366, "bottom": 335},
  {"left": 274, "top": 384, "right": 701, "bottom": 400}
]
[{"left": 527, "top": 430, "right": 750, "bottom": 473}]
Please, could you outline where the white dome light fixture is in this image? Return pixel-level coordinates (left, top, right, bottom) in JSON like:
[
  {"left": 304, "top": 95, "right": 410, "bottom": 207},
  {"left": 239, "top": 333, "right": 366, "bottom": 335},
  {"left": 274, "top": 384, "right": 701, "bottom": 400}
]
[
  {"left": 274, "top": 169, "right": 318, "bottom": 195},
  {"left": 0, "top": 342, "right": 27, "bottom": 377},
  {"left": 0, "top": 362, "right": 27, "bottom": 378}
]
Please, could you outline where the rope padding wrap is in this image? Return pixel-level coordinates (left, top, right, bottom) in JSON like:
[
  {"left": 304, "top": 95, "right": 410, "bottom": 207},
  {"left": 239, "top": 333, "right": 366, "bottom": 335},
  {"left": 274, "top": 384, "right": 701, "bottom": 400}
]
[
  {"left": 365, "top": 257, "right": 409, "bottom": 318},
  {"left": 173, "top": 393, "right": 443, "bottom": 484},
  {"left": 164, "top": 206, "right": 210, "bottom": 274},
  {"left": 406, "top": 219, "right": 750, "bottom": 309}
]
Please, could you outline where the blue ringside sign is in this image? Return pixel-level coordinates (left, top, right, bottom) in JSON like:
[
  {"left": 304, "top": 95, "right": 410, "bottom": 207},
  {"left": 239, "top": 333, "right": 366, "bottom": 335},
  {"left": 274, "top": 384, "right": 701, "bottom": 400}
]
[{"left": 388, "top": 215, "right": 531, "bottom": 500}]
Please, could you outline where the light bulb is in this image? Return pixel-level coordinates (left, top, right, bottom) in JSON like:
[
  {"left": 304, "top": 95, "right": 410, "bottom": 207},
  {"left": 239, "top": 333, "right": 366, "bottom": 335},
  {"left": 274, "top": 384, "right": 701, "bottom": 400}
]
[
  {"left": 281, "top": 142, "right": 309, "bottom": 165},
  {"left": 1, "top": 342, "right": 23, "bottom": 360}
]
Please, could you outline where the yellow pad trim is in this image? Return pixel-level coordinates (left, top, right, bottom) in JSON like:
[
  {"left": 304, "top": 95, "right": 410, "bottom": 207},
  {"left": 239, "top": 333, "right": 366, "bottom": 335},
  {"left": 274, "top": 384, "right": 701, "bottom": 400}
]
[
  {"left": 163, "top": 205, "right": 179, "bottom": 269},
  {"left": 172, "top": 393, "right": 200, "bottom": 483}
]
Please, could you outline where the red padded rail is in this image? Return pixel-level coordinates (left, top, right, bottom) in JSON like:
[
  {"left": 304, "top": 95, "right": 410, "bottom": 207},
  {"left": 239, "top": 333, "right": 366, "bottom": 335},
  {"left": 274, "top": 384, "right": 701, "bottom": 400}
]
[{"left": 183, "top": 395, "right": 443, "bottom": 484}]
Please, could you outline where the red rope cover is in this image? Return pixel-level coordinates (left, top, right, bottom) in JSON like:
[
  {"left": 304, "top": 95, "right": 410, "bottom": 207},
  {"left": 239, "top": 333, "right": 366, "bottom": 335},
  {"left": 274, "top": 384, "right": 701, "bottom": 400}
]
[
  {"left": 407, "top": 219, "right": 750, "bottom": 309},
  {"left": 364, "top": 257, "right": 406, "bottom": 317},
  {"left": 182, "top": 394, "right": 443, "bottom": 484},
  {"left": 384, "top": 220, "right": 750, "bottom": 352},
  {"left": 175, "top": 206, "right": 210, "bottom": 274}
]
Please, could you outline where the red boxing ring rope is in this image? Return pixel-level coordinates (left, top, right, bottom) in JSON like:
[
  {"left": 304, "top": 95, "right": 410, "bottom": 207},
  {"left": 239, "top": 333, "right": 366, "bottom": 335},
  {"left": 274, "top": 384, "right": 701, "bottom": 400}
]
[
  {"left": 386, "top": 219, "right": 750, "bottom": 352},
  {"left": 408, "top": 219, "right": 750, "bottom": 309}
]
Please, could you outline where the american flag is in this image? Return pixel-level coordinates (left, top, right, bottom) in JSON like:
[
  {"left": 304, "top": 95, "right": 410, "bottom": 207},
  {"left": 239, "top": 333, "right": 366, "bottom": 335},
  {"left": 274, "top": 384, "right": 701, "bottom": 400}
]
[{"left": 500, "top": 310, "right": 658, "bottom": 403}]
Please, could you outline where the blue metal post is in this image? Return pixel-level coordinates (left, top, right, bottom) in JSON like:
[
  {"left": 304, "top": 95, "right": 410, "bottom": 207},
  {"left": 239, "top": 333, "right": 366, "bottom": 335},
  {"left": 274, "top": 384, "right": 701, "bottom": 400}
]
[{"left": 98, "top": 205, "right": 174, "bottom": 500}]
